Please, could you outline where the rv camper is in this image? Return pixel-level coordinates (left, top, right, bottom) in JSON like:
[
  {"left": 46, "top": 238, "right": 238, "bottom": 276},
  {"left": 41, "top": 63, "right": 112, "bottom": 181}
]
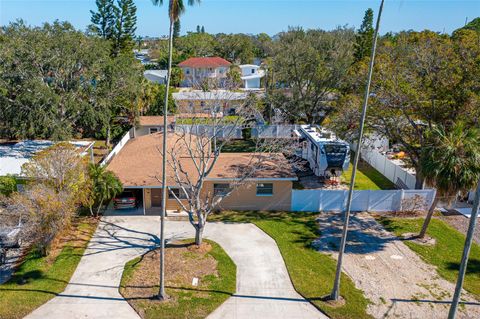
[{"left": 298, "top": 125, "right": 350, "bottom": 178}]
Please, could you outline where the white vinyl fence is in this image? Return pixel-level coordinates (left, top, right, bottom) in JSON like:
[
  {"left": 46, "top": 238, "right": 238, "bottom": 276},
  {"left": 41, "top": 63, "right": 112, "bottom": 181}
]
[
  {"left": 351, "top": 143, "right": 417, "bottom": 189},
  {"left": 291, "top": 189, "right": 436, "bottom": 212},
  {"left": 175, "top": 124, "right": 243, "bottom": 139},
  {"left": 251, "top": 125, "right": 299, "bottom": 139},
  {"left": 100, "top": 129, "right": 133, "bottom": 166}
]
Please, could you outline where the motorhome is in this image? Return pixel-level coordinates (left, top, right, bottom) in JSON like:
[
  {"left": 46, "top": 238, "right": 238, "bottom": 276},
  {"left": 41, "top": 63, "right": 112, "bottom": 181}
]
[{"left": 298, "top": 125, "right": 350, "bottom": 178}]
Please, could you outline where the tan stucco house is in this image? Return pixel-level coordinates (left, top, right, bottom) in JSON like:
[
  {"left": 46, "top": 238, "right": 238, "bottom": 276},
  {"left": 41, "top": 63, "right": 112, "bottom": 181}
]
[
  {"left": 106, "top": 117, "right": 297, "bottom": 214},
  {"left": 173, "top": 90, "right": 248, "bottom": 116}
]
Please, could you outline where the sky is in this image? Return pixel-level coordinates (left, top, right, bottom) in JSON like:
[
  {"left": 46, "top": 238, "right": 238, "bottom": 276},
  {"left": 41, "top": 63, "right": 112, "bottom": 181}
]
[{"left": 0, "top": 0, "right": 478, "bottom": 36}]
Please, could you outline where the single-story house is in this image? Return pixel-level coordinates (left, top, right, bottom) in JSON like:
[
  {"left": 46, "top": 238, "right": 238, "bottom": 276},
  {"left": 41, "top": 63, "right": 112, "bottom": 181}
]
[
  {"left": 0, "top": 140, "right": 94, "bottom": 177},
  {"left": 106, "top": 125, "right": 296, "bottom": 214},
  {"left": 143, "top": 70, "right": 168, "bottom": 84},
  {"left": 133, "top": 116, "right": 176, "bottom": 136}
]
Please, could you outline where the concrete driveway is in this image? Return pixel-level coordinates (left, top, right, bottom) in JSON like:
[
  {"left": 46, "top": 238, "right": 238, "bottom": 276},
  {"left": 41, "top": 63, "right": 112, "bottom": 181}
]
[{"left": 25, "top": 216, "right": 326, "bottom": 319}]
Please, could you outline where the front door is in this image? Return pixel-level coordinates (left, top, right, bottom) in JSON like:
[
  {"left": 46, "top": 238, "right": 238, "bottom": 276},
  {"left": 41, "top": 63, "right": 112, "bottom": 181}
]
[{"left": 151, "top": 188, "right": 163, "bottom": 207}]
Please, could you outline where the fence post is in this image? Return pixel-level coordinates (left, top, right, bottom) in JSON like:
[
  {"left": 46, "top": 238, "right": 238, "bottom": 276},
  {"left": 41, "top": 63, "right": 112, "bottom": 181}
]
[
  {"left": 366, "top": 190, "right": 371, "bottom": 212},
  {"left": 399, "top": 189, "right": 405, "bottom": 212},
  {"left": 319, "top": 190, "right": 323, "bottom": 212}
]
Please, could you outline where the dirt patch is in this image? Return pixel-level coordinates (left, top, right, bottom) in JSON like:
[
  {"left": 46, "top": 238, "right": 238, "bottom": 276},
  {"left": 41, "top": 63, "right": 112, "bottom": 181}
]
[
  {"left": 315, "top": 212, "right": 480, "bottom": 319},
  {"left": 121, "top": 241, "right": 218, "bottom": 312},
  {"left": 47, "top": 218, "right": 98, "bottom": 264}
]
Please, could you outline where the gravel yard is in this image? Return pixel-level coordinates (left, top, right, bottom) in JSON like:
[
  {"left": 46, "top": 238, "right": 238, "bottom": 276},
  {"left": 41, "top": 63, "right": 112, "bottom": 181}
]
[
  {"left": 315, "top": 211, "right": 480, "bottom": 319},
  {"left": 438, "top": 213, "right": 480, "bottom": 245}
]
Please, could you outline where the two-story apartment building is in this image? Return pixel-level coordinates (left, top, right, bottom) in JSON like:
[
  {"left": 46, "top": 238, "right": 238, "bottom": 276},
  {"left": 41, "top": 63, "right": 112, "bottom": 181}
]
[
  {"left": 173, "top": 90, "right": 249, "bottom": 115},
  {"left": 178, "top": 57, "right": 231, "bottom": 87}
]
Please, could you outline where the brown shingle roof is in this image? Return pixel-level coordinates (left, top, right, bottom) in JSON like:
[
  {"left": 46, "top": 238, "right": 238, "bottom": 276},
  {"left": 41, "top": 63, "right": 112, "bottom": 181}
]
[
  {"left": 106, "top": 132, "right": 296, "bottom": 187},
  {"left": 178, "top": 57, "right": 231, "bottom": 68},
  {"left": 139, "top": 116, "right": 175, "bottom": 126}
]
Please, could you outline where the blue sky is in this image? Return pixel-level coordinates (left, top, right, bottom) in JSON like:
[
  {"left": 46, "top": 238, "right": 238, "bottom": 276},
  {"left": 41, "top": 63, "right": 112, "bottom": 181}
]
[{"left": 1, "top": 1, "right": 478, "bottom": 36}]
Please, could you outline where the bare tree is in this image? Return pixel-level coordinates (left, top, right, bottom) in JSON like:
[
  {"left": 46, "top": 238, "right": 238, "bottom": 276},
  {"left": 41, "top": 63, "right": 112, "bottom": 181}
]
[{"left": 158, "top": 89, "right": 293, "bottom": 245}]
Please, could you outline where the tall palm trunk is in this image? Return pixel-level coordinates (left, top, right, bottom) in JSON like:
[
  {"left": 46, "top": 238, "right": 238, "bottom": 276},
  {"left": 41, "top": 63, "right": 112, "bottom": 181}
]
[
  {"left": 158, "top": 18, "right": 174, "bottom": 301},
  {"left": 418, "top": 192, "right": 439, "bottom": 238},
  {"left": 448, "top": 179, "right": 480, "bottom": 318},
  {"left": 330, "top": 0, "right": 384, "bottom": 301}
]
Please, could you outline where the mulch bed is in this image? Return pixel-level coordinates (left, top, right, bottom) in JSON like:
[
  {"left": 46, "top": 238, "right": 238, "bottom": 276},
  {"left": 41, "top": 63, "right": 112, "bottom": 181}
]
[{"left": 121, "top": 241, "right": 218, "bottom": 315}]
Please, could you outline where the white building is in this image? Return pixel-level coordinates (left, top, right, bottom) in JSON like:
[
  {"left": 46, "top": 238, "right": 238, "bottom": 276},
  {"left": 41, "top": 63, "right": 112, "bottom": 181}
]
[
  {"left": 239, "top": 64, "right": 265, "bottom": 89},
  {"left": 143, "top": 70, "right": 168, "bottom": 84},
  {"left": 0, "top": 140, "right": 95, "bottom": 177},
  {"left": 178, "top": 57, "right": 231, "bottom": 87}
]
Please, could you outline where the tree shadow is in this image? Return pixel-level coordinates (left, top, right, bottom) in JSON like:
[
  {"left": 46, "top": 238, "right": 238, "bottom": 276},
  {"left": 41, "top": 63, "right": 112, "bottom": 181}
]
[
  {"left": 446, "top": 259, "right": 480, "bottom": 275},
  {"left": 314, "top": 213, "right": 396, "bottom": 254}
]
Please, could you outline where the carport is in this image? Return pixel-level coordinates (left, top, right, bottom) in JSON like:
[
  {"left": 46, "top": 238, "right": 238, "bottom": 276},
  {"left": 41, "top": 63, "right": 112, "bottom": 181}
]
[{"left": 104, "top": 187, "right": 145, "bottom": 216}]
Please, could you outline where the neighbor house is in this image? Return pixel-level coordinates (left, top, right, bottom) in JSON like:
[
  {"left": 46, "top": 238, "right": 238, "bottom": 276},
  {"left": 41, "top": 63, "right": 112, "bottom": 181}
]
[
  {"left": 143, "top": 70, "right": 168, "bottom": 84},
  {"left": 0, "top": 140, "right": 94, "bottom": 179},
  {"left": 178, "top": 57, "right": 231, "bottom": 87},
  {"left": 239, "top": 64, "right": 265, "bottom": 89},
  {"left": 105, "top": 117, "right": 296, "bottom": 214},
  {"left": 173, "top": 90, "right": 249, "bottom": 115}
]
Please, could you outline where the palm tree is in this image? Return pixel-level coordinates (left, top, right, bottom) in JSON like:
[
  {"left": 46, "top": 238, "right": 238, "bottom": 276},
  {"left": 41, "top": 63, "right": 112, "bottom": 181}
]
[
  {"left": 88, "top": 164, "right": 123, "bottom": 217},
  {"left": 330, "top": 0, "right": 385, "bottom": 301},
  {"left": 151, "top": 0, "right": 201, "bottom": 301},
  {"left": 418, "top": 123, "right": 480, "bottom": 238}
]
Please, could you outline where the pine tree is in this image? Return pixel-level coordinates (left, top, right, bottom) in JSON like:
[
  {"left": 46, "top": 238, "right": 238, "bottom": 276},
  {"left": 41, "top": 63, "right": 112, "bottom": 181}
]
[
  {"left": 173, "top": 19, "right": 181, "bottom": 39},
  {"left": 112, "top": 0, "right": 137, "bottom": 55},
  {"left": 196, "top": 25, "right": 201, "bottom": 33},
  {"left": 354, "top": 8, "right": 374, "bottom": 62},
  {"left": 201, "top": 25, "right": 205, "bottom": 33},
  {"left": 90, "top": 0, "right": 115, "bottom": 39}
]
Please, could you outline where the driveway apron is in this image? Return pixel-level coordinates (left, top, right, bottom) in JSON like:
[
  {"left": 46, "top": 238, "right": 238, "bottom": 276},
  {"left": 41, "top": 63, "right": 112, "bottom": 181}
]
[{"left": 25, "top": 216, "right": 326, "bottom": 319}]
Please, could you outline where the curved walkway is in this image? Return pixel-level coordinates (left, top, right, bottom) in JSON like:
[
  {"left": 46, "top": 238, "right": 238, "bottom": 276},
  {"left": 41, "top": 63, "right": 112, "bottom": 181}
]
[{"left": 25, "top": 216, "right": 326, "bottom": 319}]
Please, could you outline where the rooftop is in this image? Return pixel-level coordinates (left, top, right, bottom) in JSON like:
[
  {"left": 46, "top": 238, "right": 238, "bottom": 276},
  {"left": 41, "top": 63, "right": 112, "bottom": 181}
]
[
  {"left": 0, "top": 140, "right": 94, "bottom": 176},
  {"left": 178, "top": 57, "right": 231, "bottom": 68},
  {"left": 138, "top": 116, "right": 175, "bottom": 126},
  {"left": 106, "top": 132, "right": 296, "bottom": 187}
]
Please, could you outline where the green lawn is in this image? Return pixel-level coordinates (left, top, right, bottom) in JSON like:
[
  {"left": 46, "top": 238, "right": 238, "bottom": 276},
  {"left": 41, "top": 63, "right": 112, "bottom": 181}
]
[
  {"left": 342, "top": 160, "right": 395, "bottom": 190},
  {"left": 210, "top": 211, "right": 372, "bottom": 319},
  {"left": 120, "top": 239, "right": 236, "bottom": 319},
  {"left": 0, "top": 218, "right": 98, "bottom": 319},
  {"left": 220, "top": 139, "right": 258, "bottom": 153},
  {"left": 378, "top": 217, "right": 480, "bottom": 298}
]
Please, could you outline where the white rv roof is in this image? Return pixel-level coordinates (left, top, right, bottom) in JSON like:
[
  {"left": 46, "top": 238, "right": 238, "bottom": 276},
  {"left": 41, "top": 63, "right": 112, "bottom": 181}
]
[{"left": 299, "top": 125, "right": 341, "bottom": 144}]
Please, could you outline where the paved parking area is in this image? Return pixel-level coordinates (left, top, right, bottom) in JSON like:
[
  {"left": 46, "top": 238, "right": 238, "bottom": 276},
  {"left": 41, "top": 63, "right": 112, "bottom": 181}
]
[{"left": 25, "top": 216, "right": 326, "bottom": 319}]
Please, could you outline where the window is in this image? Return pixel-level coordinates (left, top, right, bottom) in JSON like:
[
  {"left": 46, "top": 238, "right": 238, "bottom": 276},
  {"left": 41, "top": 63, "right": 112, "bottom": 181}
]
[
  {"left": 256, "top": 183, "right": 273, "bottom": 196},
  {"left": 168, "top": 188, "right": 188, "bottom": 199},
  {"left": 200, "top": 101, "right": 206, "bottom": 107},
  {"left": 149, "top": 127, "right": 159, "bottom": 134},
  {"left": 186, "top": 69, "right": 190, "bottom": 75},
  {"left": 213, "top": 183, "right": 231, "bottom": 196},
  {"left": 251, "top": 68, "right": 255, "bottom": 74}
]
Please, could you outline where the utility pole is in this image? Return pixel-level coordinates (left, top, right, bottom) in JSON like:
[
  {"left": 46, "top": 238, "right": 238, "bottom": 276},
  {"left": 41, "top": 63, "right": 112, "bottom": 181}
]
[
  {"left": 330, "top": 0, "right": 385, "bottom": 301},
  {"left": 448, "top": 179, "right": 480, "bottom": 318}
]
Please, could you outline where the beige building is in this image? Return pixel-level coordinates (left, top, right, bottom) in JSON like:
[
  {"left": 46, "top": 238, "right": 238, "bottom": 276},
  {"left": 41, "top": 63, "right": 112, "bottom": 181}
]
[
  {"left": 173, "top": 91, "right": 248, "bottom": 116},
  {"left": 106, "top": 122, "right": 296, "bottom": 214}
]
